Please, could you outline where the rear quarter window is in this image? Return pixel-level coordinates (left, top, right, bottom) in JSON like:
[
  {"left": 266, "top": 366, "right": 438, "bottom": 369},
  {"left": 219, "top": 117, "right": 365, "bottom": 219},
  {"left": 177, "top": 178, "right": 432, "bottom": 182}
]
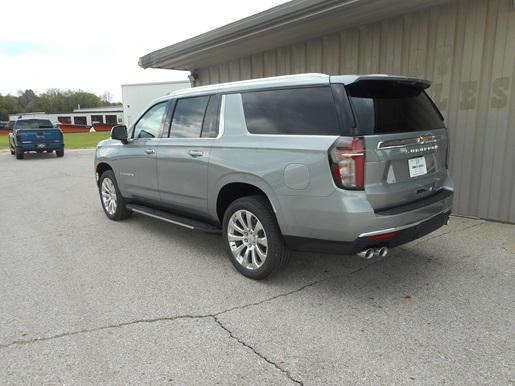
[
  {"left": 241, "top": 87, "right": 341, "bottom": 136},
  {"left": 346, "top": 80, "right": 445, "bottom": 135}
]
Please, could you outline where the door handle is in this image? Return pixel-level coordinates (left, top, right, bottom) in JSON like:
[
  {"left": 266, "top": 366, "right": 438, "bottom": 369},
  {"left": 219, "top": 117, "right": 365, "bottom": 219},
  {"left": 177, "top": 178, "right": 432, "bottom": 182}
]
[
  {"left": 145, "top": 148, "right": 155, "bottom": 155},
  {"left": 188, "top": 150, "right": 204, "bottom": 158}
]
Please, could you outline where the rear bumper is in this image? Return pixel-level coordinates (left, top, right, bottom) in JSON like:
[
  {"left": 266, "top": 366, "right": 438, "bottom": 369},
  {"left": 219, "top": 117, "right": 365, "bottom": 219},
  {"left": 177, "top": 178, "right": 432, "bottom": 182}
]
[
  {"left": 278, "top": 180, "right": 454, "bottom": 239},
  {"left": 285, "top": 210, "right": 451, "bottom": 255},
  {"left": 17, "top": 143, "right": 63, "bottom": 151}
]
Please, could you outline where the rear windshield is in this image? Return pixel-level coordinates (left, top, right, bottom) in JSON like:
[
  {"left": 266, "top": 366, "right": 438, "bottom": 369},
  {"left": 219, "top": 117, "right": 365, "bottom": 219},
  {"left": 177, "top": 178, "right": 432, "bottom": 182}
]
[
  {"left": 16, "top": 119, "right": 54, "bottom": 129},
  {"left": 346, "top": 81, "right": 444, "bottom": 135}
]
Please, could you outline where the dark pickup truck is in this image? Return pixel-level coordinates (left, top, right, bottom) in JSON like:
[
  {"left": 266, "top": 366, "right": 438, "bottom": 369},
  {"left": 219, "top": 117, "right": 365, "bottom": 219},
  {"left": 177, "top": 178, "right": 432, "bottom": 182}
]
[{"left": 9, "top": 119, "right": 64, "bottom": 159}]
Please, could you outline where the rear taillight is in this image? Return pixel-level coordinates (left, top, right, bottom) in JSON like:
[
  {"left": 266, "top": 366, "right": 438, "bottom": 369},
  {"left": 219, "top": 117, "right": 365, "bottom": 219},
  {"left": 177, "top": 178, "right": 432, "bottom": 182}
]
[{"left": 329, "top": 137, "right": 365, "bottom": 190}]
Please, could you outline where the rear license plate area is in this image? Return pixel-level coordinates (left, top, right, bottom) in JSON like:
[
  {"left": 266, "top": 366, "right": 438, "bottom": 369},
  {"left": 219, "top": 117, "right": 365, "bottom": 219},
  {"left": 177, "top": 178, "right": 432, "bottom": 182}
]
[{"left": 408, "top": 156, "right": 427, "bottom": 178}]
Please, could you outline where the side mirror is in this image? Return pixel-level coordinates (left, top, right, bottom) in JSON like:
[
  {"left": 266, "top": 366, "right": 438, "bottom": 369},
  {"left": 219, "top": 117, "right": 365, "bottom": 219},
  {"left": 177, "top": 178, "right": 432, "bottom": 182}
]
[{"left": 111, "top": 125, "right": 128, "bottom": 143}]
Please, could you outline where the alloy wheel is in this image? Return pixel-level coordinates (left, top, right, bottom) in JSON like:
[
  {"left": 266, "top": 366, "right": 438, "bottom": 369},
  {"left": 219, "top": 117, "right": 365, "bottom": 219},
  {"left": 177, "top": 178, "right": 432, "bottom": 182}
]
[
  {"left": 227, "top": 209, "right": 268, "bottom": 270},
  {"left": 101, "top": 177, "right": 118, "bottom": 216}
]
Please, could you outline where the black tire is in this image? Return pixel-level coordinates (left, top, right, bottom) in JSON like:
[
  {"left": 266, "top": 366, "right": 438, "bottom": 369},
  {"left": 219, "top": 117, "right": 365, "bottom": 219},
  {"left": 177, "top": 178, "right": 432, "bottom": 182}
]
[
  {"left": 222, "top": 195, "right": 290, "bottom": 279},
  {"left": 15, "top": 148, "right": 24, "bottom": 160},
  {"left": 56, "top": 147, "right": 64, "bottom": 157},
  {"left": 98, "top": 170, "right": 131, "bottom": 221}
]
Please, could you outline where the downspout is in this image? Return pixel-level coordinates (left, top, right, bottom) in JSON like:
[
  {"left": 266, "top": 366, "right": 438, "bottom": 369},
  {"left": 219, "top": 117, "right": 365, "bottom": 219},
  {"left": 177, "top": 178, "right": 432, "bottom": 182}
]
[{"left": 188, "top": 70, "right": 200, "bottom": 87}]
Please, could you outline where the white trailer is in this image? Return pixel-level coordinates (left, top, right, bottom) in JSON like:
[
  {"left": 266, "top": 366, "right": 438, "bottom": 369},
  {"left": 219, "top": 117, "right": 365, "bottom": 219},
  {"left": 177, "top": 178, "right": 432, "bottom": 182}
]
[{"left": 121, "top": 80, "right": 190, "bottom": 127}]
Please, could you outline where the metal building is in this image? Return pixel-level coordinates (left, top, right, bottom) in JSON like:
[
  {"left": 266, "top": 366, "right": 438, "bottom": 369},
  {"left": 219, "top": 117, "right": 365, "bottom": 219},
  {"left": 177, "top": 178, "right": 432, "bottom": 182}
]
[{"left": 139, "top": 0, "right": 515, "bottom": 223}]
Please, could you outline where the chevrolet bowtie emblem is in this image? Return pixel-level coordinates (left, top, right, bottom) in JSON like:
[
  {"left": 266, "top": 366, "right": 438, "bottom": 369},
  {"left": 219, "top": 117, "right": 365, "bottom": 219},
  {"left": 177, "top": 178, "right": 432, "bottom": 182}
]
[{"left": 417, "top": 136, "right": 431, "bottom": 145}]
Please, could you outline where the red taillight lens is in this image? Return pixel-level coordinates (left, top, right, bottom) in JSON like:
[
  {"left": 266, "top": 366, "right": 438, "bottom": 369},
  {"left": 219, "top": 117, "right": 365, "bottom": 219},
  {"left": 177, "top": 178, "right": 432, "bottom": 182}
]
[
  {"left": 329, "top": 137, "right": 365, "bottom": 190},
  {"left": 368, "top": 232, "right": 396, "bottom": 241}
]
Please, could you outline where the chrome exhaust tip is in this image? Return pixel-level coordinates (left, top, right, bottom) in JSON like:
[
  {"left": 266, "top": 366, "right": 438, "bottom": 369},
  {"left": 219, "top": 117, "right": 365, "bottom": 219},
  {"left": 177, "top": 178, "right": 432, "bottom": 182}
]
[
  {"left": 357, "top": 248, "right": 375, "bottom": 259},
  {"left": 376, "top": 246, "right": 389, "bottom": 258}
]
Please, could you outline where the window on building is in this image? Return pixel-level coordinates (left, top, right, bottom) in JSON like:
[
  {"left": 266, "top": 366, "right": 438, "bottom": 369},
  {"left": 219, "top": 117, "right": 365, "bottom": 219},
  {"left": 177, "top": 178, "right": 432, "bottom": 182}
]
[
  {"left": 241, "top": 87, "right": 340, "bottom": 135},
  {"left": 200, "top": 95, "right": 221, "bottom": 138},
  {"left": 133, "top": 102, "right": 168, "bottom": 139},
  {"left": 91, "top": 115, "right": 103, "bottom": 124},
  {"left": 170, "top": 96, "right": 209, "bottom": 138},
  {"left": 105, "top": 115, "right": 117, "bottom": 125},
  {"left": 57, "top": 116, "right": 72, "bottom": 124},
  {"left": 74, "top": 116, "right": 87, "bottom": 125}
]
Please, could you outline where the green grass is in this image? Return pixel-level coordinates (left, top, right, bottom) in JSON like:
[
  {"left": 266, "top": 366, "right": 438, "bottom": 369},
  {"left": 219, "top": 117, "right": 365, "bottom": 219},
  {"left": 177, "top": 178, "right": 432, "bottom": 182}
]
[
  {"left": 0, "top": 132, "right": 111, "bottom": 150},
  {"left": 0, "top": 135, "right": 8, "bottom": 149},
  {"left": 63, "top": 132, "right": 111, "bottom": 149}
]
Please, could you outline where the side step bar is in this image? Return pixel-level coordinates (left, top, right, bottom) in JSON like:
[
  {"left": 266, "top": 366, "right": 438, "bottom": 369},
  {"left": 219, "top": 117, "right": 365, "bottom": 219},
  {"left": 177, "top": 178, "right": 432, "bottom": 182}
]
[{"left": 126, "top": 204, "right": 221, "bottom": 234}]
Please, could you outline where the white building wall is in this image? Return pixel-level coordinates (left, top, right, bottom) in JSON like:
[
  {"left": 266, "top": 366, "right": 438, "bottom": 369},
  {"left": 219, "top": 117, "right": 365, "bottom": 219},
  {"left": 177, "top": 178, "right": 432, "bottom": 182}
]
[
  {"left": 121, "top": 81, "right": 190, "bottom": 127},
  {"left": 9, "top": 111, "right": 123, "bottom": 126},
  {"left": 9, "top": 112, "right": 51, "bottom": 121}
]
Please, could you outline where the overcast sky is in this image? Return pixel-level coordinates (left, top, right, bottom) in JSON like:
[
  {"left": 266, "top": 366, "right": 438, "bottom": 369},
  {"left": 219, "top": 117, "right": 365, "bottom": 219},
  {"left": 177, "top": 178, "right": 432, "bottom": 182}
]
[{"left": 0, "top": 0, "right": 285, "bottom": 102}]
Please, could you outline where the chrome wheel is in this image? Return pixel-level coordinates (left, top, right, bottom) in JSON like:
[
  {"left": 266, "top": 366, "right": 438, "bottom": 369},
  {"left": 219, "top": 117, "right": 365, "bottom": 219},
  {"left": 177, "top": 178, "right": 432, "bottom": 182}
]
[
  {"left": 227, "top": 209, "right": 268, "bottom": 270},
  {"left": 101, "top": 177, "right": 118, "bottom": 216}
]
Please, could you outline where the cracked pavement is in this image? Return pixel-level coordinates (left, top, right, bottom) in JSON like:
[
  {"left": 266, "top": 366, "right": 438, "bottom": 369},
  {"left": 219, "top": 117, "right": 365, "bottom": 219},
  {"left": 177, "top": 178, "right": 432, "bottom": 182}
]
[{"left": 0, "top": 150, "right": 514, "bottom": 384}]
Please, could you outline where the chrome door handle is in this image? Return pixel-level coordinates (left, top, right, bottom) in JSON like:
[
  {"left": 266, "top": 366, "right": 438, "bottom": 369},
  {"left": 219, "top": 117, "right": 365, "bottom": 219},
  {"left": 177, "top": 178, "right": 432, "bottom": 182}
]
[
  {"left": 145, "top": 148, "right": 155, "bottom": 155},
  {"left": 188, "top": 150, "right": 204, "bottom": 157}
]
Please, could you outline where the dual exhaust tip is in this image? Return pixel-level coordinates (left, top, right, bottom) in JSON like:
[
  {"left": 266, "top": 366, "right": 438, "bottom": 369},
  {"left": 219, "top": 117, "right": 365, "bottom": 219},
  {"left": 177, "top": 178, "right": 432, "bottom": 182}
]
[{"left": 357, "top": 246, "right": 389, "bottom": 259}]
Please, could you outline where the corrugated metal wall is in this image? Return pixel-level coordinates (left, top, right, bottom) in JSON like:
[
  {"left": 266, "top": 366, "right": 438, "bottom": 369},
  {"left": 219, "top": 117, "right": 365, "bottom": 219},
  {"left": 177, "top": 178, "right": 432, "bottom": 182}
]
[{"left": 197, "top": 0, "right": 515, "bottom": 223}]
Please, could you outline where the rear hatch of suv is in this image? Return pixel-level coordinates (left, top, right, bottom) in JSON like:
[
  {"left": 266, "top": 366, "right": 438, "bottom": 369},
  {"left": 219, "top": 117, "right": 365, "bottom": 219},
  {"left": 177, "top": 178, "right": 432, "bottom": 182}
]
[{"left": 331, "top": 77, "right": 450, "bottom": 212}]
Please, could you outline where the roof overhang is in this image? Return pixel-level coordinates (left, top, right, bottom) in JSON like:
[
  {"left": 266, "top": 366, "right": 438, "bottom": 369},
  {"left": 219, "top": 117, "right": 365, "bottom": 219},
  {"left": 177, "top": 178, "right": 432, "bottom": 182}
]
[{"left": 139, "top": 0, "right": 455, "bottom": 71}]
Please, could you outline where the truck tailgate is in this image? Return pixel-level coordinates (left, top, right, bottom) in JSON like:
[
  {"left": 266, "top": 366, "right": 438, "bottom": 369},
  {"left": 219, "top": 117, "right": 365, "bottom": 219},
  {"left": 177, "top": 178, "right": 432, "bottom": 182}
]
[{"left": 18, "top": 129, "right": 62, "bottom": 144}]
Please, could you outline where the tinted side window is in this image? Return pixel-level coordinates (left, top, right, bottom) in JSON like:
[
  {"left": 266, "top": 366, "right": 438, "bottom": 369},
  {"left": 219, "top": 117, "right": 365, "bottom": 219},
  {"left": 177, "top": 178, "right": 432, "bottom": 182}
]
[
  {"left": 241, "top": 87, "right": 341, "bottom": 135},
  {"left": 201, "top": 95, "right": 221, "bottom": 138},
  {"left": 171, "top": 96, "right": 209, "bottom": 138},
  {"left": 134, "top": 102, "right": 167, "bottom": 139}
]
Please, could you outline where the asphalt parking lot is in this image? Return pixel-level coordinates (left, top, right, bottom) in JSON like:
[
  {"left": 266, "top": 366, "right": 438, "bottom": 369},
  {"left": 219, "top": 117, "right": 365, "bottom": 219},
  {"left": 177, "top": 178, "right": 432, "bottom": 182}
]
[{"left": 0, "top": 149, "right": 513, "bottom": 384}]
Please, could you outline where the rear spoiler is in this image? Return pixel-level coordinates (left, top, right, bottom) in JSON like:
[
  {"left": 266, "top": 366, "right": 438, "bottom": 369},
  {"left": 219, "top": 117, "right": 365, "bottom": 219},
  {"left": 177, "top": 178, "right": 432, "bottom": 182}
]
[{"left": 330, "top": 75, "right": 431, "bottom": 89}]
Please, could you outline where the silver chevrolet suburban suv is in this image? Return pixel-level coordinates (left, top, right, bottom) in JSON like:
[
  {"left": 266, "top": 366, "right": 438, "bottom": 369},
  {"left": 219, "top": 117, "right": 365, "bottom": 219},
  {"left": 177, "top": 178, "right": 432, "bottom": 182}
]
[{"left": 95, "top": 74, "right": 454, "bottom": 279}]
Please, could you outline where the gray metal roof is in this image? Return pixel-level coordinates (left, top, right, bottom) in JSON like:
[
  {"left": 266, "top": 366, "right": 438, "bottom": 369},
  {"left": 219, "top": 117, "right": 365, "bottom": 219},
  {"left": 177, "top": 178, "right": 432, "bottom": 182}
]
[{"left": 139, "top": 0, "right": 455, "bottom": 71}]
